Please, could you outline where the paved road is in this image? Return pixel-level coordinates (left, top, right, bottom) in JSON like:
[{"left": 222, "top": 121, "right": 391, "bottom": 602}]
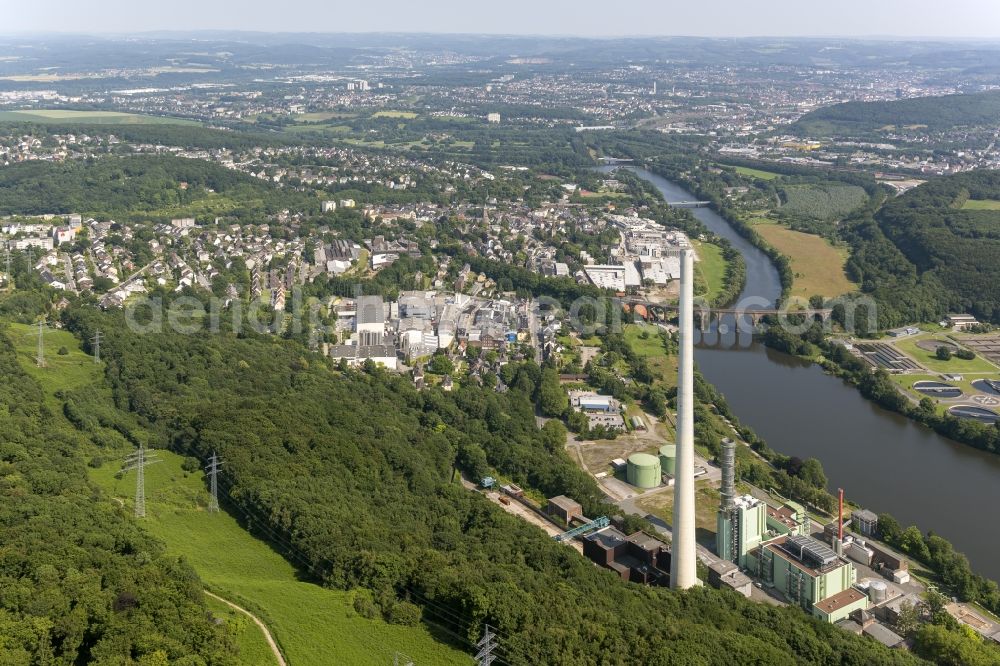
[{"left": 204, "top": 590, "right": 286, "bottom": 666}]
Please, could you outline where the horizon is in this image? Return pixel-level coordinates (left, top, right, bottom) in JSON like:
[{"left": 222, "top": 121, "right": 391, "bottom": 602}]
[
  {"left": 4, "top": 30, "right": 1000, "bottom": 42},
  {"left": 5, "top": 0, "right": 1000, "bottom": 40}
]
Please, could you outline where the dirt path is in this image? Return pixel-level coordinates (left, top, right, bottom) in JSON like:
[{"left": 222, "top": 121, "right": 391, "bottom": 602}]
[{"left": 205, "top": 590, "right": 287, "bottom": 666}]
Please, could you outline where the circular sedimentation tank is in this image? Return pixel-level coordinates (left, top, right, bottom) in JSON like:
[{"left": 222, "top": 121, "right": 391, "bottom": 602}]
[
  {"left": 658, "top": 444, "right": 677, "bottom": 476},
  {"left": 627, "top": 452, "right": 662, "bottom": 489}
]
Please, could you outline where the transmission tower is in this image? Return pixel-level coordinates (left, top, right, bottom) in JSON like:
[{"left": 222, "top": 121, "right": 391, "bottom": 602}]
[
  {"left": 205, "top": 451, "right": 223, "bottom": 512},
  {"left": 91, "top": 329, "right": 102, "bottom": 364},
  {"left": 121, "top": 447, "right": 161, "bottom": 518},
  {"left": 35, "top": 321, "right": 46, "bottom": 368},
  {"left": 393, "top": 652, "right": 414, "bottom": 666},
  {"left": 475, "top": 625, "right": 499, "bottom": 666},
  {"left": 3, "top": 248, "right": 10, "bottom": 290}
]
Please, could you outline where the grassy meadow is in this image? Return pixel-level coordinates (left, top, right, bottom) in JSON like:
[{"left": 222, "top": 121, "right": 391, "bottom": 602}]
[{"left": 752, "top": 221, "right": 856, "bottom": 298}]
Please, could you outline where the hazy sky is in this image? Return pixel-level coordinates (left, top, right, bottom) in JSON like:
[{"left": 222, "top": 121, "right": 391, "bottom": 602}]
[{"left": 6, "top": 0, "right": 1000, "bottom": 38}]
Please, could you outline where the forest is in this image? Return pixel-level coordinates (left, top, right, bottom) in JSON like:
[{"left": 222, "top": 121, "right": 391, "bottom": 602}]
[
  {"left": 0, "top": 326, "right": 238, "bottom": 665},
  {"left": 793, "top": 91, "right": 1000, "bottom": 136},
  {"left": 0, "top": 155, "right": 316, "bottom": 221},
  {"left": 47, "top": 301, "right": 925, "bottom": 666},
  {"left": 845, "top": 170, "right": 1000, "bottom": 325}
]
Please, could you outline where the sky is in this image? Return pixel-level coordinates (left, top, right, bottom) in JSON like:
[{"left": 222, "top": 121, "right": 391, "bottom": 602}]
[{"left": 5, "top": 0, "right": 1000, "bottom": 39}]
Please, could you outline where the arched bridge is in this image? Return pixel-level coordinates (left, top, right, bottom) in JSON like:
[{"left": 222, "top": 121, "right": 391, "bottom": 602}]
[{"left": 622, "top": 298, "right": 833, "bottom": 331}]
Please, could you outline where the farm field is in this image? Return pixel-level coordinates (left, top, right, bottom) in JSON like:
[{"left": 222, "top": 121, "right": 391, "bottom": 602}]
[
  {"left": 293, "top": 111, "right": 357, "bottom": 122},
  {"left": 751, "top": 221, "right": 856, "bottom": 298},
  {"left": 90, "top": 450, "right": 471, "bottom": 666},
  {"left": 281, "top": 123, "right": 352, "bottom": 135},
  {"left": 0, "top": 109, "right": 199, "bottom": 125},
  {"left": 725, "top": 164, "right": 782, "bottom": 181},
  {"left": 779, "top": 183, "right": 868, "bottom": 221},
  {"left": 962, "top": 199, "right": 1000, "bottom": 210},
  {"left": 372, "top": 110, "right": 418, "bottom": 119}
]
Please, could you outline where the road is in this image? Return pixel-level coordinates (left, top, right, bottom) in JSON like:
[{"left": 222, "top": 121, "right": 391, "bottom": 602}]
[
  {"left": 528, "top": 298, "right": 542, "bottom": 364},
  {"left": 204, "top": 590, "right": 286, "bottom": 666}
]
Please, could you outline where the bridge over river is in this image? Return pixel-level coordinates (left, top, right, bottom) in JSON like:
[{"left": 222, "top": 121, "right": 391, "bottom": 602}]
[{"left": 621, "top": 297, "right": 833, "bottom": 331}]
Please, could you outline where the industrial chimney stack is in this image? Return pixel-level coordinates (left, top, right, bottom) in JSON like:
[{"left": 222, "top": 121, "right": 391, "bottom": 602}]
[
  {"left": 671, "top": 249, "right": 698, "bottom": 590},
  {"left": 720, "top": 438, "right": 736, "bottom": 511}
]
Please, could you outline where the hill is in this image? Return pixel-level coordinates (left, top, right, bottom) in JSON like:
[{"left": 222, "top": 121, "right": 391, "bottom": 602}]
[
  {"left": 794, "top": 91, "right": 1000, "bottom": 136},
  {"left": 55, "top": 303, "right": 923, "bottom": 666},
  {"left": 0, "top": 325, "right": 239, "bottom": 664},
  {"left": 844, "top": 169, "right": 1000, "bottom": 326},
  {"left": 0, "top": 155, "right": 315, "bottom": 220}
]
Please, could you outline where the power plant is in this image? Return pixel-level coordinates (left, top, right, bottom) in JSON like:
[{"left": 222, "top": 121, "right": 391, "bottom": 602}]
[{"left": 670, "top": 248, "right": 698, "bottom": 589}]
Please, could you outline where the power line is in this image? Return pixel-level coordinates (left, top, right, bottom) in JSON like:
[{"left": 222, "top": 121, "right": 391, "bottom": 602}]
[
  {"left": 91, "top": 330, "right": 102, "bottom": 364},
  {"left": 205, "top": 451, "right": 223, "bottom": 513},
  {"left": 475, "top": 624, "right": 500, "bottom": 666},
  {"left": 121, "top": 447, "right": 161, "bottom": 518},
  {"left": 35, "top": 321, "right": 46, "bottom": 368},
  {"left": 206, "top": 470, "right": 514, "bottom": 665}
]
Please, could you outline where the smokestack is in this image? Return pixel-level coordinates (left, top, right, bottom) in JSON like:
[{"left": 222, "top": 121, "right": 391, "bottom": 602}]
[
  {"left": 720, "top": 438, "right": 736, "bottom": 511},
  {"left": 671, "top": 249, "right": 697, "bottom": 590},
  {"left": 837, "top": 488, "right": 845, "bottom": 556}
]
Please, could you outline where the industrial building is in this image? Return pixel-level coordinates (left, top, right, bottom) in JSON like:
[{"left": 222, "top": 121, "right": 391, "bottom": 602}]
[
  {"left": 583, "top": 526, "right": 671, "bottom": 586},
  {"left": 707, "top": 560, "right": 753, "bottom": 597},
  {"left": 747, "top": 535, "right": 868, "bottom": 623},
  {"left": 546, "top": 495, "right": 583, "bottom": 526},
  {"left": 852, "top": 509, "right": 879, "bottom": 537},
  {"left": 714, "top": 438, "right": 867, "bottom": 623}
]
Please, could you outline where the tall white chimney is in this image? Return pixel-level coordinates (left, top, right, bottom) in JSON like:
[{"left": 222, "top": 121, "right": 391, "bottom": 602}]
[{"left": 671, "top": 248, "right": 698, "bottom": 590}]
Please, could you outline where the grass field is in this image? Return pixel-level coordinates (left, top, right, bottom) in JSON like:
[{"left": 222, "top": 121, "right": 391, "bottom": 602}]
[
  {"left": 7, "top": 322, "right": 106, "bottom": 412},
  {"left": 3, "top": 320, "right": 470, "bottom": 666},
  {"left": 90, "top": 451, "right": 472, "bottom": 666},
  {"left": 961, "top": 199, "right": 1000, "bottom": 210},
  {"left": 693, "top": 240, "right": 727, "bottom": 302},
  {"left": 281, "top": 123, "right": 352, "bottom": 135},
  {"left": 624, "top": 323, "right": 677, "bottom": 391},
  {"left": 293, "top": 111, "right": 357, "bottom": 122},
  {"left": 728, "top": 165, "right": 782, "bottom": 181},
  {"left": 892, "top": 335, "right": 1000, "bottom": 374},
  {"left": 204, "top": 596, "right": 278, "bottom": 666},
  {"left": 0, "top": 109, "right": 199, "bottom": 125},
  {"left": 752, "top": 221, "right": 856, "bottom": 298},
  {"left": 372, "top": 110, "right": 418, "bottom": 119}
]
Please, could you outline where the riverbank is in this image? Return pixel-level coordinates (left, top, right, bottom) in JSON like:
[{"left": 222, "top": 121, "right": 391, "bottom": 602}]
[{"left": 623, "top": 165, "right": 1000, "bottom": 588}]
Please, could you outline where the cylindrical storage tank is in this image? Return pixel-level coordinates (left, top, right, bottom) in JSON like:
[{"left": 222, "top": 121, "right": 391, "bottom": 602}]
[
  {"left": 658, "top": 444, "right": 677, "bottom": 476},
  {"left": 869, "top": 581, "right": 888, "bottom": 604},
  {"left": 627, "top": 453, "right": 661, "bottom": 489}
]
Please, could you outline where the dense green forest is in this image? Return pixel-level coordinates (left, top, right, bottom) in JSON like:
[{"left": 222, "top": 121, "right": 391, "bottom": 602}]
[
  {"left": 52, "top": 302, "right": 924, "bottom": 666},
  {"left": 793, "top": 91, "right": 1000, "bottom": 136},
  {"left": 0, "top": 327, "right": 238, "bottom": 665},
  {"left": 0, "top": 155, "right": 316, "bottom": 221},
  {"left": 845, "top": 169, "right": 1000, "bottom": 325}
]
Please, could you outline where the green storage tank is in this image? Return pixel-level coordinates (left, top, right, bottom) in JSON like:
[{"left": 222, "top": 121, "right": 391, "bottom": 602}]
[
  {"left": 658, "top": 444, "right": 677, "bottom": 476},
  {"left": 626, "top": 453, "right": 661, "bottom": 489}
]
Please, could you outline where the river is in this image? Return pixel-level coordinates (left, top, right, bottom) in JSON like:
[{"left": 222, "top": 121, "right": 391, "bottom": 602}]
[{"left": 619, "top": 166, "right": 1000, "bottom": 581}]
